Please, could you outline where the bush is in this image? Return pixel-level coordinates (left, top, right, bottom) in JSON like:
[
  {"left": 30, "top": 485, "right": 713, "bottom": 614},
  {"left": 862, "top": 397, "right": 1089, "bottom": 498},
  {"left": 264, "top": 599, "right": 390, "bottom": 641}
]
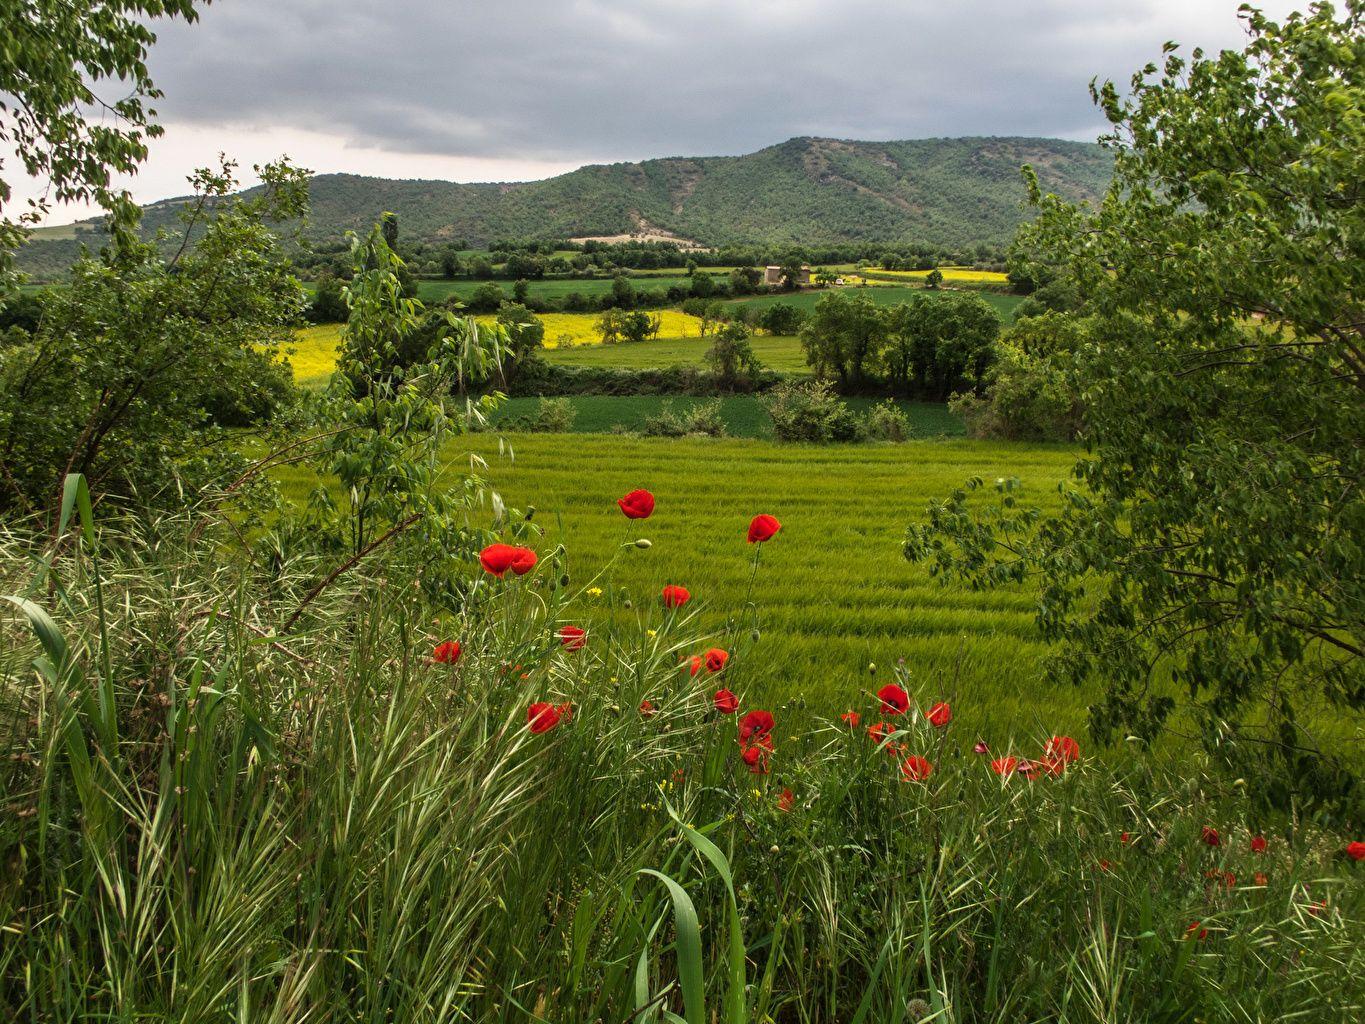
[
  {"left": 641, "top": 398, "right": 727, "bottom": 438},
  {"left": 501, "top": 396, "right": 576, "bottom": 433},
  {"left": 863, "top": 398, "right": 913, "bottom": 441},
  {"left": 505, "top": 361, "right": 781, "bottom": 398},
  {"left": 761, "top": 379, "right": 866, "bottom": 443}
]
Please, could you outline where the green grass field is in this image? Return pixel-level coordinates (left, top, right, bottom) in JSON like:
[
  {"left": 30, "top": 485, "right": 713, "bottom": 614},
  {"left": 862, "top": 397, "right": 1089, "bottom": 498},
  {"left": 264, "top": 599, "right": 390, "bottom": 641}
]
[
  {"left": 729, "top": 286, "right": 1025, "bottom": 321},
  {"left": 415, "top": 275, "right": 699, "bottom": 303},
  {"left": 274, "top": 433, "right": 1080, "bottom": 742},
  {"left": 544, "top": 333, "right": 812, "bottom": 373},
  {"left": 495, "top": 394, "right": 963, "bottom": 438}
]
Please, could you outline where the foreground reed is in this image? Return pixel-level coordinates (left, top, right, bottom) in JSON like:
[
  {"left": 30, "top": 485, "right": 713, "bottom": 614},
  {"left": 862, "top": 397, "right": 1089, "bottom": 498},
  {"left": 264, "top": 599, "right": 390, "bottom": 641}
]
[{"left": 1, "top": 489, "right": 1361, "bottom": 1023}]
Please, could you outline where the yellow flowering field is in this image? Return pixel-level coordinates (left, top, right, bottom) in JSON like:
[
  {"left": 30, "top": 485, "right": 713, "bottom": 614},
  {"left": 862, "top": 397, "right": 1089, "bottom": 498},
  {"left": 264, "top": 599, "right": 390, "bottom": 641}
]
[
  {"left": 477, "top": 310, "right": 707, "bottom": 348},
  {"left": 863, "top": 267, "right": 1009, "bottom": 284}
]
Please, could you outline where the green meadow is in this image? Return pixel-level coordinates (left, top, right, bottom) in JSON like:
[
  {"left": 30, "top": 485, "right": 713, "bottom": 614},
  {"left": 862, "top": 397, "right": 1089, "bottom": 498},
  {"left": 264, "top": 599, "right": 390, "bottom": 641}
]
[
  {"left": 543, "top": 332, "right": 811, "bottom": 373},
  {"left": 415, "top": 274, "right": 701, "bottom": 303},
  {"left": 728, "top": 285, "right": 1025, "bottom": 321},
  {"left": 276, "top": 433, "right": 1081, "bottom": 740}
]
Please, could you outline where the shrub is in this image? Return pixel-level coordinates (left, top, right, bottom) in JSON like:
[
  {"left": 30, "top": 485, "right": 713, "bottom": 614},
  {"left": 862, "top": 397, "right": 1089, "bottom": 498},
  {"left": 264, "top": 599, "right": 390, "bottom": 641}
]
[
  {"left": 501, "top": 396, "right": 576, "bottom": 433},
  {"left": 761, "top": 379, "right": 865, "bottom": 443},
  {"left": 641, "top": 398, "right": 727, "bottom": 438},
  {"left": 863, "top": 399, "right": 913, "bottom": 441}
]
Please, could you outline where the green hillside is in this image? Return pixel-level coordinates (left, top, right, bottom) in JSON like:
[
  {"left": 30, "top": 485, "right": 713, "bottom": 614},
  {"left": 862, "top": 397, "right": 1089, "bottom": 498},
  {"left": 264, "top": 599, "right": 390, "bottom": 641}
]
[{"left": 17, "top": 136, "right": 1110, "bottom": 276}]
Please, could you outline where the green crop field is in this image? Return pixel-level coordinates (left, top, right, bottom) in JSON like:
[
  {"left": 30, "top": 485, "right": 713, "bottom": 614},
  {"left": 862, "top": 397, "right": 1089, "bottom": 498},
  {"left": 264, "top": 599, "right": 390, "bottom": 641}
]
[
  {"left": 276, "top": 433, "right": 1080, "bottom": 741},
  {"left": 544, "top": 333, "right": 811, "bottom": 373},
  {"left": 729, "top": 286, "right": 1025, "bottom": 321},
  {"left": 495, "top": 394, "right": 963, "bottom": 438},
  {"left": 415, "top": 275, "right": 699, "bottom": 303}
]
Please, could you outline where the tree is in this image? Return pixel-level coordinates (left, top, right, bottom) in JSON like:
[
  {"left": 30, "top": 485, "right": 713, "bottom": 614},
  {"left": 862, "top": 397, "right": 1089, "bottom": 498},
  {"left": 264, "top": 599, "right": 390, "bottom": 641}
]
[
  {"left": 905, "top": 3, "right": 1365, "bottom": 819},
  {"left": 799, "top": 291, "right": 887, "bottom": 388},
  {"left": 705, "top": 321, "right": 762, "bottom": 389},
  {"left": 777, "top": 250, "right": 807, "bottom": 291},
  {"left": 309, "top": 271, "right": 349, "bottom": 324},
  {"left": 729, "top": 266, "right": 761, "bottom": 295},
  {"left": 440, "top": 250, "right": 462, "bottom": 279},
  {"left": 757, "top": 302, "right": 805, "bottom": 336},
  {"left": 0, "top": 159, "right": 308, "bottom": 515},
  {"left": 0, "top": 0, "right": 201, "bottom": 284},
  {"left": 924, "top": 268, "right": 944, "bottom": 290},
  {"left": 466, "top": 282, "right": 505, "bottom": 314},
  {"left": 610, "top": 273, "right": 636, "bottom": 309},
  {"left": 494, "top": 302, "right": 545, "bottom": 386},
  {"left": 512, "top": 279, "right": 530, "bottom": 304}
]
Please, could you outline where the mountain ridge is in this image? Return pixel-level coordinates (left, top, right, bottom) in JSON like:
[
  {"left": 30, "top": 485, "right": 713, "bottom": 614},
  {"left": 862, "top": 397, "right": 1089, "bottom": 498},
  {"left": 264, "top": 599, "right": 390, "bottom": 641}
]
[{"left": 20, "top": 135, "right": 1111, "bottom": 275}]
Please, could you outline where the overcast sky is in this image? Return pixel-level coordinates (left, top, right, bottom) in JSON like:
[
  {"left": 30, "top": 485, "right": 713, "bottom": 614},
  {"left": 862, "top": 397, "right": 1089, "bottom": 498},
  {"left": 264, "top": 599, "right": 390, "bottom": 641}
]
[{"left": 18, "top": 0, "right": 1302, "bottom": 223}]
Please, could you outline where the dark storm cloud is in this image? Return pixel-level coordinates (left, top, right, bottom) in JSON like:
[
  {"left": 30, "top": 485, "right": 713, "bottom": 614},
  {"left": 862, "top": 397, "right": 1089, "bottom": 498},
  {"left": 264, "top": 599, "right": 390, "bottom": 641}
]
[{"left": 145, "top": 0, "right": 1290, "bottom": 167}]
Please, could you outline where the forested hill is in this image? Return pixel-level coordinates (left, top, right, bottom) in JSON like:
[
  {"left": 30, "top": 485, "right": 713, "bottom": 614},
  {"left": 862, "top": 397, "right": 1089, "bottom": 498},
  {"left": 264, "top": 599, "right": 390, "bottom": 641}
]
[{"left": 20, "top": 136, "right": 1110, "bottom": 274}]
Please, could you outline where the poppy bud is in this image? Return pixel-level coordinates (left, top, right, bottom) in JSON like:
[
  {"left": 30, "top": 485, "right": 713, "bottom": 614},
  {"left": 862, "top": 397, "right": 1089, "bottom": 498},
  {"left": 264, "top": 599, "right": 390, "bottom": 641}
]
[
  {"left": 750, "top": 628, "right": 761, "bottom": 642},
  {"left": 560, "top": 574, "right": 570, "bottom": 587},
  {"left": 769, "top": 845, "right": 780, "bottom": 854},
  {"left": 623, "top": 599, "right": 633, "bottom": 609},
  {"left": 867, "top": 662, "right": 877, "bottom": 674},
  {"left": 634, "top": 538, "right": 652, "bottom": 549}
]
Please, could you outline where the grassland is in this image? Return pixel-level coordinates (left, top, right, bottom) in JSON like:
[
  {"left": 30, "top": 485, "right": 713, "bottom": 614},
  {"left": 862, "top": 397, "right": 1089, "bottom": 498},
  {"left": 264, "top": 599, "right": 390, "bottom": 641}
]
[
  {"left": 544, "top": 332, "right": 811, "bottom": 372},
  {"left": 729, "top": 286, "right": 1025, "bottom": 321},
  {"left": 274, "top": 432, "right": 1081, "bottom": 741}
]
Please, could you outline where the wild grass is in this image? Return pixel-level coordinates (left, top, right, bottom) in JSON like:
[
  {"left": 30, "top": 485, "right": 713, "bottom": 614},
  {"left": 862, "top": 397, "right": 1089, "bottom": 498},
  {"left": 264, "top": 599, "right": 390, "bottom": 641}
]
[{"left": 2, "top": 486, "right": 1360, "bottom": 1022}]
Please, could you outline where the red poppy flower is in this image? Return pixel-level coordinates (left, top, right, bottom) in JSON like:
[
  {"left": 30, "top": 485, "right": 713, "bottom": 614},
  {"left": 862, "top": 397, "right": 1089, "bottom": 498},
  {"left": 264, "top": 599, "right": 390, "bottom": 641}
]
[
  {"left": 747, "top": 513, "right": 781, "bottom": 544},
  {"left": 877, "top": 683, "right": 910, "bottom": 716},
  {"left": 741, "top": 744, "right": 770, "bottom": 773},
  {"left": 867, "top": 721, "right": 894, "bottom": 745},
  {"left": 1016, "top": 759, "right": 1038, "bottom": 778},
  {"left": 686, "top": 655, "right": 704, "bottom": 676},
  {"left": 1186, "top": 921, "right": 1207, "bottom": 941},
  {"left": 1044, "top": 735, "right": 1080, "bottom": 764},
  {"left": 777, "top": 788, "right": 794, "bottom": 812},
  {"left": 509, "top": 547, "right": 538, "bottom": 576},
  {"left": 433, "top": 640, "right": 462, "bottom": 664},
  {"left": 527, "top": 702, "right": 562, "bottom": 734},
  {"left": 1201, "top": 826, "right": 1221, "bottom": 847},
  {"left": 704, "top": 647, "right": 729, "bottom": 673},
  {"left": 639, "top": 699, "right": 656, "bottom": 718},
  {"left": 990, "top": 756, "right": 1019, "bottom": 776},
  {"left": 617, "top": 488, "right": 655, "bottom": 520},
  {"left": 973, "top": 739, "right": 990, "bottom": 754},
  {"left": 713, "top": 689, "right": 739, "bottom": 714},
  {"left": 1097, "top": 859, "right": 1112, "bottom": 872},
  {"left": 556, "top": 701, "right": 573, "bottom": 722},
  {"left": 1255, "top": 871, "right": 1269, "bottom": 886},
  {"left": 557, "top": 625, "right": 587, "bottom": 650},
  {"left": 479, "top": 543, "right": 518, "bottom": 576},
  {"left": 738, "top": 710, "right": 775, "bottom": 745},
  {"left": 841, "top": 710, "right": 861, "bottom": 728},
  {"left": 1120, "top": 831, "right": 1131, "bottom": 845},
  {"left": 1347, "top": 841, "right": 1365, "bottom": 861},
  {"left": 661, "top": 584, "right": 691, "bottom": 609},
  {"left": 926, "top": 702, "right": 951, "bottom": 728},
  {"left": 1250, "top": 835, "right": 1267, "bottom": 854},
  {"left": 901, "top": 755, "right": 933, "bottom": 782}
]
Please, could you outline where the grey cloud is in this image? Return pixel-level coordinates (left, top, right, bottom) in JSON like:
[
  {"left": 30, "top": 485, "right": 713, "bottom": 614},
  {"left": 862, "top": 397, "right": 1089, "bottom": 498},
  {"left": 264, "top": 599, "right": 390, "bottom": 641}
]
[{"left": 144, "top": 0, "right": 1302, "bottom": 167}]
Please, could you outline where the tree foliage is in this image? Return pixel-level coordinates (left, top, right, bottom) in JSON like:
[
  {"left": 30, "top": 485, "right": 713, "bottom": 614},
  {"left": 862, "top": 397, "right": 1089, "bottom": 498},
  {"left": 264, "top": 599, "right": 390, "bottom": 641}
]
[
  {"left": 0, "top": 159, "right": 308, "bottom": 516},
  {"left": 0, "top": 0, "right": 201, "bottom": 283},
  {"left": 906, "top": 2, "right": 1365, "bottom": 820}
]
